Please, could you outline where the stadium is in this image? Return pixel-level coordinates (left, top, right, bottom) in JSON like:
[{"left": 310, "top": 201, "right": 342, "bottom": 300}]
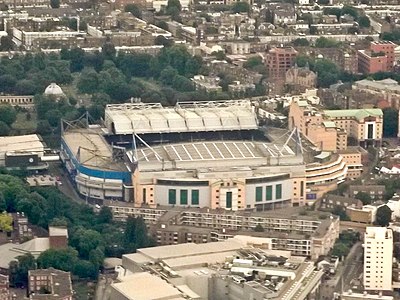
[{"left": 61, "top": 100, "right": 307, "bottom": 211}]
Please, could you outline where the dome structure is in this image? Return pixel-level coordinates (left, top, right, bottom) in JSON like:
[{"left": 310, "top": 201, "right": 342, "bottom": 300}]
[{"left": 44, "top": 83, "right": 64, "bottom": 96}]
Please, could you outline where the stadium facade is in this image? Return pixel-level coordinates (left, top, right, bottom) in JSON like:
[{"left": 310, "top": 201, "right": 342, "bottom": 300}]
[{"left": 61, "top": 101, "right": 308, "bottom": 210}]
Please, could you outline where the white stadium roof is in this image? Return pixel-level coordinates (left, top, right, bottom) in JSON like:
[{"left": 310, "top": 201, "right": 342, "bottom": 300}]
[{"left": 104, "top": 101, "right": 258, "bottom": 134}]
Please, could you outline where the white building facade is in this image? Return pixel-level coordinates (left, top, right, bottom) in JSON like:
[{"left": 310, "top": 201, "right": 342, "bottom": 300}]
[{"left": 364, "top": 227, "right": 393, "bottom": 291}]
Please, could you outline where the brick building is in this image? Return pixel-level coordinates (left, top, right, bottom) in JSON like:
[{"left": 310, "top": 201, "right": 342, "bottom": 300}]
[
  {"left": 266, "top": 47, "right": 298, "bottom": 80},
  {"left": 28, "top": 268, "right": 72, "bottom": 300}
]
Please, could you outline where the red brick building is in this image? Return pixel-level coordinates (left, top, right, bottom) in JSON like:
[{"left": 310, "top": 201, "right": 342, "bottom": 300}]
[
  {"left": 370, "top": 41, "right": 396, "bottom": 70},
  {"left": 358, "top": 41, "right": 396, "bottom": 74},
  {"left": 266, "top": 47, "right": 298, "bottom": 80}
]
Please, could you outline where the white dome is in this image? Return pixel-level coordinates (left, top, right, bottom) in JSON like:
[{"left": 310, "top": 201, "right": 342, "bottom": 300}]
[
  {"left": 211, "top": 45, "right": 223, "bottom": 53},
  {"left": 317, "top": 54, "right": 324, "bottom": 59},
  {"left": 44, "top": 83, "right": 64, "bottom": 96}
]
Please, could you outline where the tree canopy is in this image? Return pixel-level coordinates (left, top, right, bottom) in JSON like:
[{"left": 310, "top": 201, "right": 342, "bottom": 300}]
[{"left": 376, "top": 205, "right": 392, "bottom": 227}]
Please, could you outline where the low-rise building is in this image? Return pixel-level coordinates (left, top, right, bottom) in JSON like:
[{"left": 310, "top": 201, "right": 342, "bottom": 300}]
[
  {"left": 348, "top": 185, "right": 386, "bottom": 201},
  {"left": 106, "top": 203, "right": 340, "bottom": 260},
  {"left": 191, "top": 75, "right": 222, "bottom": 93},
  {"left": 0, "top": 275, "right": 9, "bottom": 300},
  {"left": 118, "top": 240, "right": 324, "bottom": 300},
  {"left": 320, "top": 194, "right": 363, "bottom": 211},
  {"left": 285, "top": 64, "right": 317, "bottom": 93},
  {"left": 28, "top": 268, "right": 73, "bottom": 300}
]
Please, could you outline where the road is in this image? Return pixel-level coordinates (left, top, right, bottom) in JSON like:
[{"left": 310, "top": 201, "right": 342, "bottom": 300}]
[{"left": 319, "top": 242, "right": 363, "bottom": 300}]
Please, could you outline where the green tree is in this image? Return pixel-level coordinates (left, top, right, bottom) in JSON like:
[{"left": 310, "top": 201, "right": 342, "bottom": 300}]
[
  {"left": 0, "top": 75, "right": 17, "bottom": 93},
  {"left": 331, "top": 242, "right": 350, "bottom": 258},
  {"left": 359, "top": 16, "right": 370, "bottom": 28},
  {"left": 376, "top": 205, "right": 392, "bottom": 227},
  {"left": 292, "top": 38, "right": 310, "bottom": 47},
  {"left": 102, "top": 42, "right": 116, "bottom": 59},
  {"left": 315, "top": 37, "right": 339, "bottom": 48},
  {"left": 231, "top": 1, "right": 250, "bottom": 13},
  {"left": 383, "top": 107, "right": 398, "bottom": 137},
  {"left": 124, "top": 4, "right": 142, "bottom": 18},
  {"left": 160, "top": 66, "right": 178, "bottom": 86},
  {"left": 77, "top": 68, "right": 99, "bottom": 94},
  {"left": 244, "top": 56, "right": 263, "bottom": 70},
  {"left": 50, "top": 0, "right": 60, "bottom": 8},
  {"left": 0, "top": 212, "right": 12, "bottom": 232},
  {"left": 0, "top": 105, "right": 16, "bottom": 126},
  {"left": 37, "top": 248, "right": 79, "bottom": 272},
  {"left": 355, "top": 191, "right": 372, "bottom": 205},
  {"left": 254, "top": 224, "right": 264, "bottom": 232},
  {"left": 73, "top": 260, "right": 97, "bottom": 279},
  {"left": 36, "top": 120, "right": 52, "bottom": 136},
  {"left": 97, "top": 206, "right": 113, "bottom": 224},
  {"left": 70, "top": 228, "right": 104, "bottom": 259},
  {"left": 0, "top": 121, "right": 10, "bottom": 136},
  {"left": 45, "top": 109, "right": 62, "bottom": 127},
  {"left": 0, "top": 36, "right": 13, "bottom": 51},
  {"left": 9, "top": 254, "right": 36, "bottom": 287}
]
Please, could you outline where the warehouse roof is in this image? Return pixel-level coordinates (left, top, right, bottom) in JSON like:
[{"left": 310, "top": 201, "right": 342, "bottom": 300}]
[
  {"left": 0, "top": 134, "right": 44, "bottom": 155},
  {"left": 104, "top": 100, "right": 258, "bottom": 134}
]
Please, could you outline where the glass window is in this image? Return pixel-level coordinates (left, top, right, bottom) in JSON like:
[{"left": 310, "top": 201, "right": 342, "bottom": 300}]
[
  {"left": 276, "top": 184, "right": 282, "bottom": 199},
  {"left": 191, "top": 190, "right": 199, "bottom": 205},
  {"left": 180, "top": 190, "right": 188, "bottom": 205},
  {"left": 226, "top": 192, "right": 232, "bottom": 208},
  {"left": 266, "top": 185, "right": 273, "bottom": 200},
  {"left": 256, "top": 187, "right": 263, "bottom": 202},
  {"left": 168, "top": 189, "right": 176, "bottom": 205}
]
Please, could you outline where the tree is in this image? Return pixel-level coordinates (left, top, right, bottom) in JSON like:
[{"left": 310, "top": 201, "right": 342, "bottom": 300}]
[
  {"left": 154, "top": 35, "right": 174, "bottom": 47},
  {"left": 124, "top": 4, "right": 142, "bottom": 18},
  {"left": 292, "top": 38, "right": 310, "bottom": 47},
  {"left": 355, "top": 191, "right": 372, "bottom": 205},
  {"left": 102, "top": 42, "right": 116, "bottom": 59},
  {"left": 244, "top": 56, "right": 263, "bottom": 70},
  {"left": 73, "top": 260, "right": 97, "bottom": 279},
  {"left": 36, "top": 120, "right": 52, "bottom": 136},
  {"left": 166, "top": 0, "right": 181, "bottom": 21},
  {"left": 0, "top": 36, "right": 13, "bottom": 51},
  {"left": 70, "top": 228, "right": 104, "bottom": 259},
  {"left": 97, "top": 206, "right": 113, "bottom": 224},
  {"left": 376, "top": 205, "right": 392, "bottom": 227},
  {"left": 315, "top": 37, "right": 339, "bottom": 48},
  {"left": 77, "top": 68, "right": 99, "bottom": 94},
  {"left": 254, "top": 224, "right": 264, "bottom": 232},
  {"left": 160, "top": 67, "right": 178, "bottom": 86},
  {"left": 50, "top": 0, "right": 60, "bottom": 8},
  {"left": 15, "top": 79, "right": 38, "bottom": 95},
  {"left": 45, "top": 109, "right": 62, "bottom": 128},
  {"left": 331, "top": 242, "right": 349, "bottom": 258},
  {"left": 231, "top": 1, "right": 250, "bottom": 13},
  {"left": 166, "top": 0, "right": 181, "bottom": 12},
  {"left": 0, "top": 105, "right": 17, "bottom": 126},
  {"left": 0, "top": 121, "right": 10, "bottom": 136},
  {"left": 359, "top": 16, "right": 370, "bottom": 28},
  {"left": 9, "top": 254, "right": 36, "bottom": 287},
  {"left": 0, "top": 75, "right": 17, "bottom": 93},
  {"left": 383, "top": 107, "right": 398, "bottom": 137},
  {"left": 37, "top": 248, "right": 79, "bottom": 272},
  {"left": 0, "top": 212, "right": 12, "bottom": 232}
]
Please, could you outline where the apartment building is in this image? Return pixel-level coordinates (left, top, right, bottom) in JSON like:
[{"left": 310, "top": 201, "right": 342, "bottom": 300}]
[
  {"left": 358, "top": 50, "right": 388, "bottom": 74},
  {"left": 371, "top": 41, "right": 396, "bottom": 71},
  {"left": 353, "top": 78, "right": 400, "bottom": 109},
  {"left": 348, "top": 185, "right": 386, "bottom": 201},
  {"left": 324, "top": 109, "right": 383, "bottom": 147},
  {"left": 266, "top": 47, "right": 298, "bottom": 80},
  {"left": 28, "top": 268, "right": 73, "bottom": 300},
  {"left": 106, "top": 203, "right": 340, "bottom": 260},
  {"left": 289, "top": 100, "right": 347, "bottom": 152},
  {"left": 364, "top": 227, "right": 393, "bottom": 291}
]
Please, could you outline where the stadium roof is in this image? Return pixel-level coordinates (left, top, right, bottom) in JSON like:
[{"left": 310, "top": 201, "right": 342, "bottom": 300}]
[
  {"left": 62, "top": 128, "right": 126, "bottom": 172},
  {"left": 104, "top": 100, "right": 258, "bottom": 135},
  {"left": 324, "top": 108, "right": 383, "bottom": 121}
]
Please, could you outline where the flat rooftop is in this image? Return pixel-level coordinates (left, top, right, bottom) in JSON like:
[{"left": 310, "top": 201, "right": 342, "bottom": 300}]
[
  {"left": 112, "top": 273, "right": 185, "bottom": 300},
  {"left": 0, "top": 134, "right": 44, "bottom": 155},
  {"left": 62, "top": 128, "right": 126, "bottom": 172}
]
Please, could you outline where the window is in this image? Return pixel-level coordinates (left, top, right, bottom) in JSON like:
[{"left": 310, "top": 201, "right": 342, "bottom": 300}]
[
  {"left": 191, "top": 190, "right": 199, "bottom": 205},
  {"left": 142, "top": 188, "right": 147, "bottom": 203},
  {"left": 300, "top": 181, "right": 304, "bottom": 197},
  {"left": 168, "top": 189, "right": 176, "bottom": 205},
  {"left": 256, "top": 187, "right": 263, "bottom": 202},
  {"left": 266, "top": 185, "right": 273, "bottom": 201},
  {"left": 180, "top": 190, "right": 188, "bottom": 205},
  {"left": 276, "top": 184, "right": 282, "bottom": 199},
  {"left": 226, "top": 192, "right": 232, "bottom": 208}
]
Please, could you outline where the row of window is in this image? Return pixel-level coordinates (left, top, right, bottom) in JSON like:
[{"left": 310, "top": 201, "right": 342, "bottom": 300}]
[
  {"left": 168, "top": 189, "right": 200, "bottom": 205},
  {"left": 255, "top": 184, "right": 282, "bottom": 202}
]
